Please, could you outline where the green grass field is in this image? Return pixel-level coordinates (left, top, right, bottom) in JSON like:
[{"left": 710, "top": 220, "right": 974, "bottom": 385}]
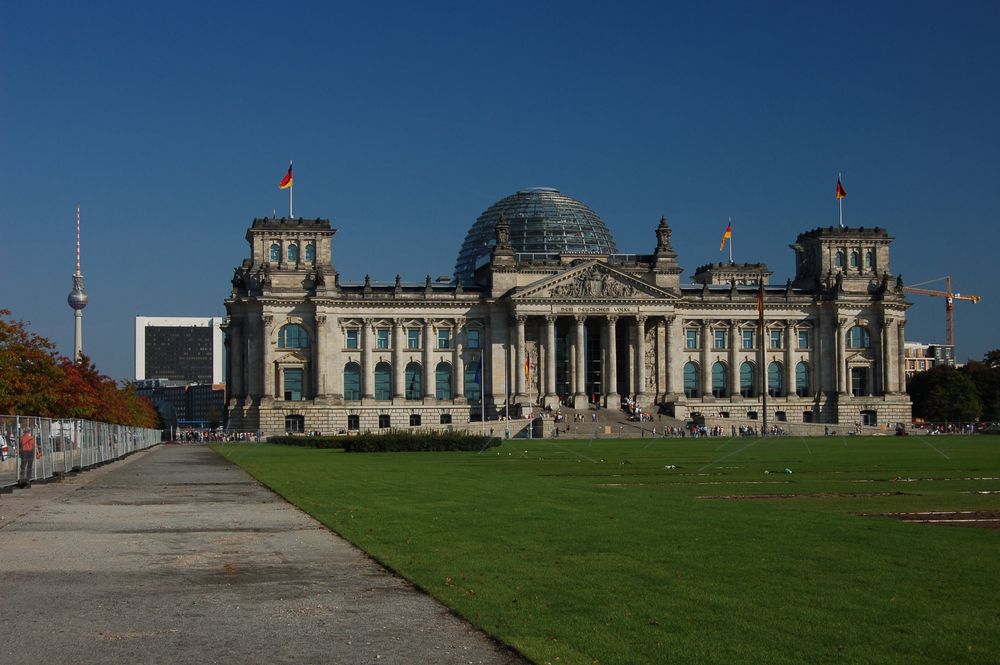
[{"left": 216, "top": 435, "right": 1000, "bottom": 665}]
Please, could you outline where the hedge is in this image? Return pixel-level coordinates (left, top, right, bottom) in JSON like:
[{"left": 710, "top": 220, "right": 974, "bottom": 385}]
[{"left": 266, "top": 431, "right": 501, "bottom": 452}]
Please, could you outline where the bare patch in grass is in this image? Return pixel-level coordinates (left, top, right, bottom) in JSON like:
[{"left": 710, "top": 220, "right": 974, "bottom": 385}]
[
  {"left": 702, "top": 491, "right": 914, "bottom": 500},
  {"left": 865, "top": 511, "right": 1000, "bottom": 530}
]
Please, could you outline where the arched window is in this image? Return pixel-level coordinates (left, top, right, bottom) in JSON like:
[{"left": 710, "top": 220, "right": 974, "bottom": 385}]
[
  {"left": 835, "top": 251, "right": 845, "bottom": 268},
  {"left": 683, "top": 362, "right": 699, "bottom": 398},
  {"left": 269, "top": 243, "right": 281, "bottom": 262},
  {"left": 287, "top": 244, "right": 299, "bottom": 262},
  {"left": 304, "top": 243, "right": 315, "bottom": 263},
  {"left": 711, "top": 362, "right": 727, "bottom": 398},
  {"left": 278, "top": 324, "right": 308, "bottom": 349},
  {"left": 464, "top": 363, "right": 481, "bottom": 404},
  {"left": 796, "top": 362, "right": 810, "bottom": 397},
  {"left": 740, "top": 362, "right": 755, "bottom": 397},
  {"left": 850, "top": 251, "right": 859, "bottom": 268},
  {"left": 435, "top": 362, "right": 452, "bottom": 400},
  {"left": 768, "top": 361, "right": 783, "bottom": 397},
  {"left": 374, "top": 362, "right": 391, "bottom": 401},
  {"left": 405, "top": 362, "right": 422, "bottom": 400},
  {"left": 846, "top": 326, "right": 872, "bottom": 349},
  {"left": 343, "top": 362, "right": 361, "bottom": 401},
  {"left": 864, "top": 250, "right": 873, "bottom": 270}
]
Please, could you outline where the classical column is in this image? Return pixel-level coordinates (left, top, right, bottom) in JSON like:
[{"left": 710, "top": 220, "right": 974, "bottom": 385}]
[
  {"left": 314, "top": 314, "right": 327, "bottom": 399},
  {"left": 514, "top": 315, "right": 527, "bottom": 400},
  {"left": 545, "top": 315, "right": 558, "bottom": 407},
  {"left": 836, "top": 317, "right": 848, "bottom": 395},
  {"left": 423, "top": 319, "right": 435, "bottom": 399},
  {"left": 897, "top": 322, "right": 906, "bottom": 393},
  {"left": 229, "top": 322, "right": 243, "bottom": 399},
  {"left": 655, "top": 318, "right": 667, "bottom": 402},
  {"left": 700, "top": 320, "right": 711, "bottom": 398},
  {"left": 880, "top": 318, "right": 891, "bottom": 395},
  {"left": 573, "top": 315, "right": 588, "bottom": 408},
  {"left": 330, "top": 320, "right": 344, "bottom": 402},
  {"left": 392, "top": 320, "right": 405, "bottom": 400},
  {"left": 362, "top": 318, "right": 374, "bottom": 400},
  {"left": 605, "top": 316, "right": 619, "bottom": 409},
  {"left": 636, "top": 315, "right": 649, "bottom": 401},
  {"left": 262, "top": 314, "right": 275, "bottom": 400},
  {"left": 728, "top": 322, "right": 738, "bottom": 398},
  {"left": 454, "top": 322, "right": 465, "bottom": 400},
  {"left": 666, "top": 316, "right": 681, "bottom": 398},
  {"left": 784, "top": 321, "right": 795, "bottom": 398}
]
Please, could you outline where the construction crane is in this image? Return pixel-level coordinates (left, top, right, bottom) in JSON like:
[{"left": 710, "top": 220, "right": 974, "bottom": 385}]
[{"left": 902, "top": 276, "right": 982, "bottom": 348}]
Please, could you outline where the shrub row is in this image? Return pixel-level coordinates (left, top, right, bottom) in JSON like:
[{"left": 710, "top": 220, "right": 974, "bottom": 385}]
[
  {"left": 266, "top": 431, "right": 501, "bottom": 452},
  {"left": 266, "top": 435, "right": 343, "bottom": 449}
]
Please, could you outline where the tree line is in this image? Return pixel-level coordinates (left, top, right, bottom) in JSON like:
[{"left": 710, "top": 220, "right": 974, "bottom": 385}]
[
  {"left": 0, "top": 309, "right": 157, "bottom": 427},
  {"left": 907, "top": 350, "right": 1000, "bottom": 423}
]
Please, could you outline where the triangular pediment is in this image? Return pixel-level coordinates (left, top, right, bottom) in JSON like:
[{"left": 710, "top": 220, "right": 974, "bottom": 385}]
[{"left": 511, "top": 261, "right": 679, "bottom": 301}]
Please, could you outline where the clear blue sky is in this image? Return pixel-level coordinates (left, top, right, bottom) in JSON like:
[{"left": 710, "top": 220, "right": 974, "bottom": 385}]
[{"left": 2, "top": 1, "right": 998, "bottom": 380}]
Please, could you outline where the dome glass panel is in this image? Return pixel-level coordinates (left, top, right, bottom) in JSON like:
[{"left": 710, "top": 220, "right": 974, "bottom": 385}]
[{"left": 454, "top": 188, "right": 618, "bottom": 283}]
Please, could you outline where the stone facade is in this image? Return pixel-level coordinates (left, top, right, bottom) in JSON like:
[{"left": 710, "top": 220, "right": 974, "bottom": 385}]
[{"left": 224, "top": 203, "right": 911, "bottom": 436}]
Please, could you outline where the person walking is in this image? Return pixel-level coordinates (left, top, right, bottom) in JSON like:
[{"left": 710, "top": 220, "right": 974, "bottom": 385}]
[{"left": 18, "top": 427, "right": 37, "bottom": 488}]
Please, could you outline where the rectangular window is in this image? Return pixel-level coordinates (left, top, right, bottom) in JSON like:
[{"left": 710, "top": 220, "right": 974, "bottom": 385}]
[
  {"left": 685, "top": 330, "right": 699, "bottom": 350},
  {"left": 376, "top": 329, "right": 389, "bottom": 349},
  {"left": 466, "top": 329, "right": 480, "bottom": 349},
  {"left": 769, "top": 330, "right": 782, "bottom": 349},
  {"left": 742, "top": 330, "right": 755, "bottom": 350},
  {"left": 346, "top": 329, "right": 359, "bottom": 349},
  {"left": 798, "top": 330, "right": 811, "bottom": 349},
  {"left": 407, "top": 329, "right": 420, "bottom": 349},
  {"left": 918, "top": 360, "right": 926, "bottom": 370},
  {"left": 713, "top": 330, "right": 727, "bottom": 350},
  {"left": 438, "top": 329, "right": 451, "bottom": 349},
  {"left": 283, "top": 368, "right": 303, "bottom": 401}
]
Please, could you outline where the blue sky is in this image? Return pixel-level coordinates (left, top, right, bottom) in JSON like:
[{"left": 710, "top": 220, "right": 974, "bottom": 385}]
[{"left": 2, "top": 1, "right": 998, "bottom": 380}]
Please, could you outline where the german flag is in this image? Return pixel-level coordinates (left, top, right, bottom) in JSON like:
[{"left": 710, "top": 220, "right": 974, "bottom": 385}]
[
  {"left": 836, "top": 178, "right": 847, "bottom": 199},
  {"left": 719, "top": 223, "right": 732, "bottom": 251},
  {"left": 279, "top": 162, "right": 293, "bottom": 190}
]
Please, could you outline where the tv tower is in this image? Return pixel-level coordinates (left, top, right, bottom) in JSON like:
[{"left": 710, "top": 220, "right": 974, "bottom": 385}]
[{"left": 67, "top": 204, "right": 88, "bottom": 362}]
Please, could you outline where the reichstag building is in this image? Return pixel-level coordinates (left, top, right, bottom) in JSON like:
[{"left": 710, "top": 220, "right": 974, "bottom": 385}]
[{"left": 223, "top": 187, "right": 912, "bottom": 435}]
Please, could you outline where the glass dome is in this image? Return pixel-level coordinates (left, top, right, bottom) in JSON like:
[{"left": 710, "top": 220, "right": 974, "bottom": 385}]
[{"left": 454, "top": 188, "right": 618, "bottom": 283}]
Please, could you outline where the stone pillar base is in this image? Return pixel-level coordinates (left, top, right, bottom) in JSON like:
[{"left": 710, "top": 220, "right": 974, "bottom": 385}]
[
  {"left": 543, "top": 394, "right": 561, "bottom": 410},
  {"left": 604, "top": 394, "right": 621, "bottom": 410},
  {"left": 573, "top": 393, "right": 590, "bottom": 409}
]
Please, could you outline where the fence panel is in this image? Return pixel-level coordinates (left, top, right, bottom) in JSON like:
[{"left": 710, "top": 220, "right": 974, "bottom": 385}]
[{"left": 0, "top": 414, "right": 161, "bottom": 489}]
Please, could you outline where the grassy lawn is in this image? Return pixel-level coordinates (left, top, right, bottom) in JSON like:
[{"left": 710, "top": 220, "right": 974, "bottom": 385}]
[{"left": 216, "top": 435, "right": 1000, "bottom": 665}]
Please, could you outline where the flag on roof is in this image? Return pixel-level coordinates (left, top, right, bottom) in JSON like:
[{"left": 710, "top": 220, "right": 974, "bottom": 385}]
[
  {"left": 279, "top": 162, "right": 293, "bottom": 190},
  {"left": 719, "top": 223, "right": 732, "bottom": 251},
  {"left": 836, "top": 178, "right": 847, "bottom": 199}
]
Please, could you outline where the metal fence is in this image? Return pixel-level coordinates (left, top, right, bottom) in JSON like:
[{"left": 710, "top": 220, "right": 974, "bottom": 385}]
[{"left": 0, "top": 415, "right": 161, "bottom": 489}]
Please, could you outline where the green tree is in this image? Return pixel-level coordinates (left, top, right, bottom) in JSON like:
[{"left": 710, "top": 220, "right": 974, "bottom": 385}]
[
  {"left": 908, "top": 365, "right": 982, "bottom": 422},
  {"left": 962, "top": 352, "right": 1000, "bottom": 421}
]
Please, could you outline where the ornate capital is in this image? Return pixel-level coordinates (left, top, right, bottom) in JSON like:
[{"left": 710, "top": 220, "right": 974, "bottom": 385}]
[
  {"left": 607, "top": 315, "right": 618, "bottom": 324},
  {"left": 515, "top": 315, "right": 527, "bottom": 325},
  {"left": 262, "top": 314, "right": 274, "bottom": 328},
  {"left": 545, "top": 314, "right": 557, "bottom": 324},
  {"left": 575, "top": 314, "right": 587, "bottom": 324},
  {"left": 316, "top": 315, "right": 327, "bottom": 327}
]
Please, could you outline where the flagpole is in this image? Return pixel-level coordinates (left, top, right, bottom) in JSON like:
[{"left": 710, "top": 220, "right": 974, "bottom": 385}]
[
  {"left": 729, "top": 217, "right": 733, "bottom": 263},
  {"left": 838, "top": 172, "right": 843, "bottom": 228},
  {"left": 759, "top": 284, "right": 768, "bottom": 436},
  {"left": 290, "top": 182, "right": 294, "bottom": 218}
]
